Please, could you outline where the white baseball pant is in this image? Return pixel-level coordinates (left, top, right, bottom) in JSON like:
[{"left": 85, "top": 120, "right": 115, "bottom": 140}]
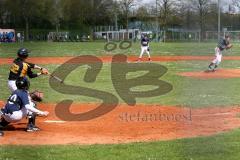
[
  {"left": 8, "top": 80, "right": 17, "bottom": 93},
  {"left": 2, "top": 101, "right": 35, "bottom": 123},
  {"left": 212, "top": 47, "right": 222, "bottom": 65},
  {"left": 139, "top": 46, "right": 150, "bottom": 59}
]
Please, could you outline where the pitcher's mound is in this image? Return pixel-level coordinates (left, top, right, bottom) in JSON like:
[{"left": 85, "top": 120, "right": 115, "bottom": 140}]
[{"left": 178, "top": 69, "right": 240, "bottom": 79}]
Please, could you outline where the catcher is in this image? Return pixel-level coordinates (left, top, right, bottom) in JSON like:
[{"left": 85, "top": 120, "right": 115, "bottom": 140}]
[
  {"left": 207, "top": 35, "right": 233, "bottom": 72},
  {"left": 8, "top": 48, "right": 49, "bottom": 93},
  {"left": 0, "top": 77, "right": 48, "bottom": 136}
]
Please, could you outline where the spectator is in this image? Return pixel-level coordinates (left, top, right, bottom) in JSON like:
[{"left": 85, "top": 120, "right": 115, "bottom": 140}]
[
  {"left": 0, "top": 32, "right": 2, "bottom": 42},
  {"left": 17, "top": 33, "right": 21, "bottom": 42},
  {"left": 7, "top": 32, "right": 15, "bottom": 42}
]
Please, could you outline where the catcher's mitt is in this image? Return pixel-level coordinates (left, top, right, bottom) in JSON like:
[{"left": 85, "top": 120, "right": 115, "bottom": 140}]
[
  {"left": 30, "top": 90, "right": 44, "bottom": 102},
  {"left": 226, "top": 44, "right": 233, "bottom": 50},
  {"left": 41, "top": 68, "right": 49, "bottom": 75}
]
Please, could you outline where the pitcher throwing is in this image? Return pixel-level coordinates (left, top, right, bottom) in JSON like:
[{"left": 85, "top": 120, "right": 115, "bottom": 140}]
[{"left": 207, "top": 35, "right": 233, "bottom": 72}]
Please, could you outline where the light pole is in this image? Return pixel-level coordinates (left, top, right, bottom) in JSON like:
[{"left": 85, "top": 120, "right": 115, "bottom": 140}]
[
  {"left": 156, "top": 0, "right": 159, "bottom": 42},
  {"left": 218, "top": 0, "right": 221, "bottom": 40}
]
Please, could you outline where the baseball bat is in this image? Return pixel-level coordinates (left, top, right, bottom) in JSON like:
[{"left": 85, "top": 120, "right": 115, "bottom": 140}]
[{"left": 49, "top": 74, "right": 64, "bottom": 83}]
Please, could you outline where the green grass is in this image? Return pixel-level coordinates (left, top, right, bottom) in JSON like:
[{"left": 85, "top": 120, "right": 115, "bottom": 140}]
[
  {"left": 0, "top": 42, "right": 239, "bottom": 57},
  {"left": 1, "top": 61, "right": 240, "bottom": 107},
  {"left": 1, "top": 129, "right": 240, "bottom": 160}
]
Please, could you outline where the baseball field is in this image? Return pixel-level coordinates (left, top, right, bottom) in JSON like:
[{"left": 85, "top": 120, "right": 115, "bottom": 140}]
[{"left": 1, "top": 42, "right": 240, "bottom": 160}]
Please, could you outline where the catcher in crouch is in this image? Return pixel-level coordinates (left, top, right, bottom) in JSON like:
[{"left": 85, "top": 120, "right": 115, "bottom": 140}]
[
  {"left": 8, "top": 48, "right": 49, "bottom": 93},
  {"left": 207, "top": 35, "right": 233, "bottom": 72},
  {"left": 0, "top": 77, "right": 49, "bottom": 136}
]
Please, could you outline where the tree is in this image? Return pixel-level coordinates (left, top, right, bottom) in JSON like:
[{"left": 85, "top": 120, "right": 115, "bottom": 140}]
[
  {"left": 90, "top": 0, "right": 115, "bottom": 26},
  {"left": 44, "top": 0, "right": 63, "bottom": 33},
  {"left": 105, "top": 0, "right": 121, "bottom": 30},
  {"left": 5, "top": 0, "right": 45, "bottom": 40},
  {"left": 191, "top": 0, "right": 210, "bottom": 41},
  {"left": 232, "top": 0, "right": 240, "bottom": 8},
  {"left": 157, "top": 0, "right": 173, "bottom": 30},
  {"left": 136, "top": 6, "right": 150, "bottom": 22},
  {"left": 0, "top": 0, "right": 6, "bottom": 26},
  {"left": 119, "top": 0, "right": 141, "bottom": 30},
  {"left": 61, "top": 0, "right": 113, "bottom": 32},
  {"left": 157, "top": 0, "right": 178, "bottom": 31}
]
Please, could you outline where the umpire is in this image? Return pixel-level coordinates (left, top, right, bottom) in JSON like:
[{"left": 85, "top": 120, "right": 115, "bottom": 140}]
[{"left": 8, "top": 48, "right": 49, "bottom": 92}]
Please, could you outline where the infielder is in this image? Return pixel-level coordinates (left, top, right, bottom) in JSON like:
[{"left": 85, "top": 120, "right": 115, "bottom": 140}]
[
  {"left": 0, "top": 77, "right": 49, "bottom": 136},
  {"left": 208, "top": 35, "right": 233, "bottom": 72},
  {"left": 8, "top": 48, "right": 49, "bottom": 93},
  {"left": 138, "top": 34, "right": 151, "bottom": 62}
]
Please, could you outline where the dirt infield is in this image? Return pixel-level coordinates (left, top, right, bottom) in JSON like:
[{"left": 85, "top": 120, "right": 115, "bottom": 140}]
[
  {"left": 0, "top": 101, "right": 240, "bottom": 145},
  {"left": 0, "top": 56, "right": 240, "bottom": 65},
  {"left": 2, "top": 55, "right": 240, "bottom": 65},
  {"left": 178, "top": 69, "right": 240, "bottom": 79}
]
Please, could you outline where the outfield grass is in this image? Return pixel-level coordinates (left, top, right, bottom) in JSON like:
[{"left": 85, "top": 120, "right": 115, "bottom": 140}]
[
  {"left": 0, "top": 42, "right": 239, "bottom": 57},
  {"left": 1, "top": 128, "right": 240, "bottom": 160}
]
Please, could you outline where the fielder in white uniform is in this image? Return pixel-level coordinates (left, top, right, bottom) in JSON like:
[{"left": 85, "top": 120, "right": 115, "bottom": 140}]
[
  {"left": 208, "top": 35, "right": 232, "bottom": 71},
  {"left": 138, "top": 34, "right": 151, "bottom": 61}
]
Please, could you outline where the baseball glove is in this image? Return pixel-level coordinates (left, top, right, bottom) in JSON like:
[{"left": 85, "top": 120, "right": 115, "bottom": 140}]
[
  {"left": 41, "top": 68, "right": 49, "bottom": 75},
  {"left": 30, "top": 90, "right": 44, "bottom": 102},
  {"left": 226, "top": 44, "right": 233, "bottom": 50}
]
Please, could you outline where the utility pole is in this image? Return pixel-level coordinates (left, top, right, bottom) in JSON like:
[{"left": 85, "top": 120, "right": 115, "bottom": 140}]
[
  {"left": 114, "top": 1, "right": 118, "bottom": 31},
  {"left": 91, "top": 0, "right": 95, "bottom": 41},
  {"left": 115, "top": 14, "right": 118, "bottom": 31},
  {"left": 218, "top": 0, "right": 221, "bottom": 40},
  {"left": 156, "top": 0, "right": 159, "bottom": 42}
]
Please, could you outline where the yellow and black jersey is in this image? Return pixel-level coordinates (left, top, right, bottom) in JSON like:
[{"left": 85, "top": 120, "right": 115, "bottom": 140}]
[{"left": 8, "top": 58, "right": 38, "bottom": 80}]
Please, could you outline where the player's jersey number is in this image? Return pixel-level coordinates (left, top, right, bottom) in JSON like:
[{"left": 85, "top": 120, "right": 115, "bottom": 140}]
[
  {"left": 10, "top": 64, "right": 20, "bottom": 74},
  {"left": 8, "top": 94, "right": 18, "bottom": 105}
]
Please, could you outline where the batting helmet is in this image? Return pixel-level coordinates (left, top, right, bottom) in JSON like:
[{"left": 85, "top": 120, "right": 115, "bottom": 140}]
[
  {"left": 17, "top": 48, "right": 29, "bottom": 59},
  {"left": 16, "top": 77, "right": 30, "bottom": 90}
]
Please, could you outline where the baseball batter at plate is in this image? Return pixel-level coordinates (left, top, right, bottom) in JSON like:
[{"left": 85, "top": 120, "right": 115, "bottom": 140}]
[
  {"left": 138, "top": 34, "right": 151, "bottom": 62},
  {"left": 208, "top": 35, "right": 233, "bottom": 72},
  {"left": 8, "top": 48, "right": 49, "bottom": 93},
  {"left": 0, "top": 77, "right": 49, "bottom": 136}
]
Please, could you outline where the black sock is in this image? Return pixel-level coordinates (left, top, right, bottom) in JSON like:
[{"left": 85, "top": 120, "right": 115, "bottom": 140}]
[
  {"left": 0, "top": 118, "right": 9, "bottom": 128},
  {"left": 208, "top": 63, "right": 215, "bottom": 70},
  {"left": 28, "top": 114, "right": 36, "bottom": 126}
]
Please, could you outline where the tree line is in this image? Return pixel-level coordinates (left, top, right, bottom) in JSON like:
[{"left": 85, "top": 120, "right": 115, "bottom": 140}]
[{"left": 0, "top": 0, "right": 239, "bottom": 40}]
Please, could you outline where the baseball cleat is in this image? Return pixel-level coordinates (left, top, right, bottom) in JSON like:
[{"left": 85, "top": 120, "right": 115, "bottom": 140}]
[
  {"left": 0, "top": 131, "right": 4, "bottom": 137},
  {"left": 26, "top": 125, "right": 40, "bottom": 132}
]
